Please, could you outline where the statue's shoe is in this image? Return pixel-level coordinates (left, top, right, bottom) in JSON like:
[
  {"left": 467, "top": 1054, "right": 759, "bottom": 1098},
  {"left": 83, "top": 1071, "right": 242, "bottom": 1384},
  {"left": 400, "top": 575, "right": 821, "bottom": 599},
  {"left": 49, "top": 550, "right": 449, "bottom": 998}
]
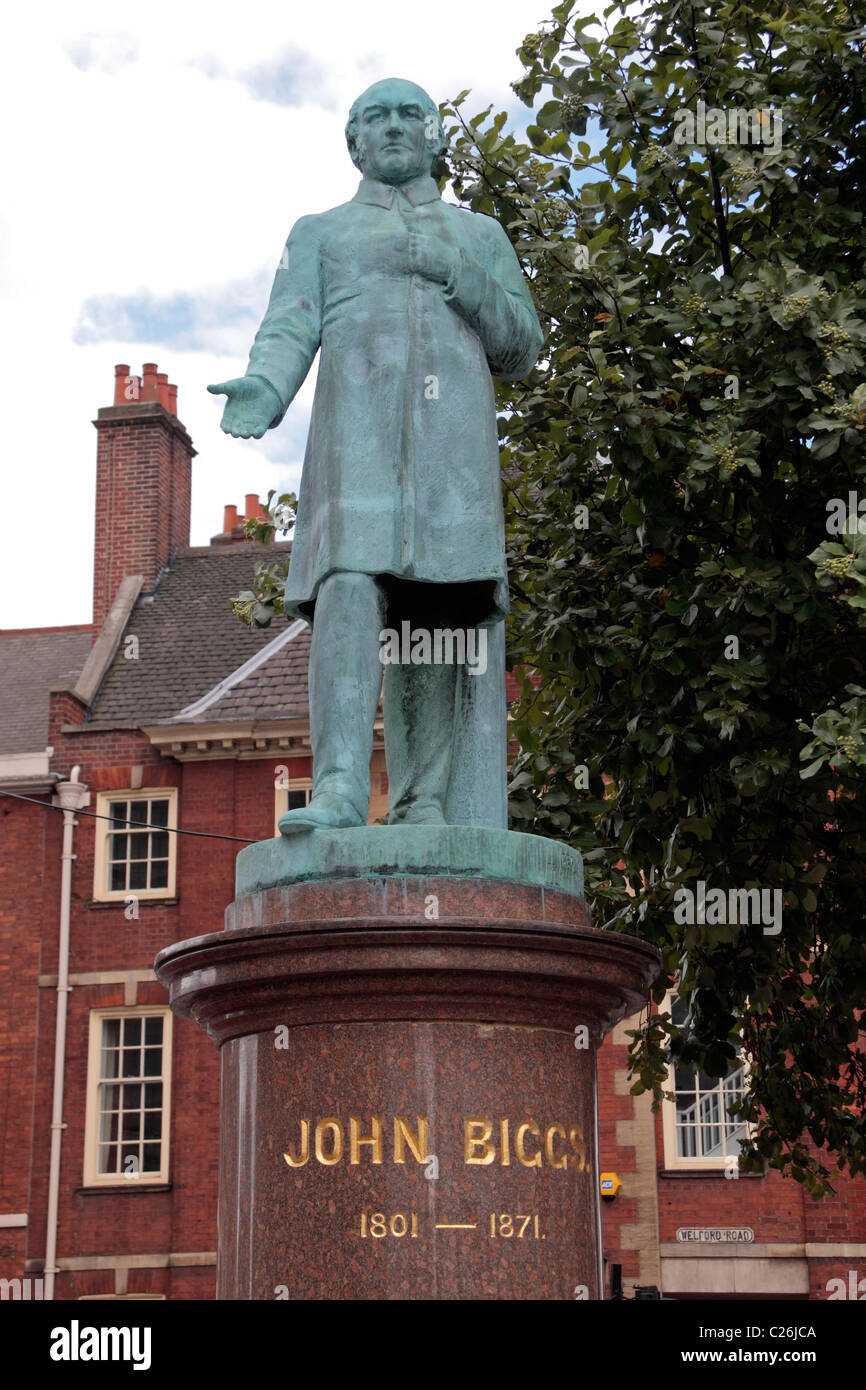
[{"left": 278, "top": 794, "right": 366, "bottom": 836}]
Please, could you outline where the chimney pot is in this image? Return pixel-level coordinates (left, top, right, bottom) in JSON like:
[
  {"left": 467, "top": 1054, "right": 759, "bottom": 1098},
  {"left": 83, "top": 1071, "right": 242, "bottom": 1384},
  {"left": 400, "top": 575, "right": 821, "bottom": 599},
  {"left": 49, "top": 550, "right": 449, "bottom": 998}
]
[
  {"left": 141, "top": 362, "right": 159, "bottom": 402},
  {"left": 114, "top": 364, "right": 130, "bottom": 405},
  {"left": 244, "top": 493, "right": 260, "bottom": 520},
  {"left": 223, "top": 505, "right": 239, "bottom": 533},
  {"left": 167, "top": 383, "right": 178, "bottom": 416},
  {"left": 157, "top": 372, "right": 170, "bottom": 410}
]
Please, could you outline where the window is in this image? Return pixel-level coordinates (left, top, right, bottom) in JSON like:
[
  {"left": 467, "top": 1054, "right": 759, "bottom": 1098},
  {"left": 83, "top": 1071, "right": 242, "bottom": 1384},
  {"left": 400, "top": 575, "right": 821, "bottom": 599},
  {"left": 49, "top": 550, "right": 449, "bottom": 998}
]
[
  {"left": 661, "top": 995, "right": 750, "bottom": 1169},
  {"left": 83, "top": 1008, "right": 172, "bottom": 1186},
  {"left": 274, "top": 779, "right": 312, "bottom": 835},
  {"left": 93, "top": 790, "right": 178, "bottom": 901}
]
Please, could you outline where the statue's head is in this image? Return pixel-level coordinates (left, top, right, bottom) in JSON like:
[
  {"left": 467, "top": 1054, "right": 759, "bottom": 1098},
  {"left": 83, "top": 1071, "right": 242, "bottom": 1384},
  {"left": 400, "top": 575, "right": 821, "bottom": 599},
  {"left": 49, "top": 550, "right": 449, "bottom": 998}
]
[{"left": 345, "top": 77, "right": 445, "bottom": 184}]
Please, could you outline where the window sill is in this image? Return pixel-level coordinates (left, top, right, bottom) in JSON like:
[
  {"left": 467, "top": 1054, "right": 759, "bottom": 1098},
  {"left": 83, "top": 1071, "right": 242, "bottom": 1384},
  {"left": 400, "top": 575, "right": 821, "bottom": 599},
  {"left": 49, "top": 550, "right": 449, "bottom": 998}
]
[
  {"left": 658, "top": 1167, "right": 763, "bottom": 1179},
  {"left": 85, "top": 898, "right": 179, "bottom": 910},
  {"left": 75, "top": 1182, "right": 172, "bottom": 1195}
]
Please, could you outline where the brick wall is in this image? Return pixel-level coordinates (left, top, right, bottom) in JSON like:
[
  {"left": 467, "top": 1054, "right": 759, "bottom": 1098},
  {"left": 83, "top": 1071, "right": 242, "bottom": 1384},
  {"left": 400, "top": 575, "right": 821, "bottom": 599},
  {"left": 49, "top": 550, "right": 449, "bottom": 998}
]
[
  {"left": 0, "top": 716, "right": 295, "bottom": 1298},
  {"left": 598, "top": 1013, "right": 866, "bottom": 1300},
  {"left": 0, "top": 795, "right": 51, "bottom": 1280}
]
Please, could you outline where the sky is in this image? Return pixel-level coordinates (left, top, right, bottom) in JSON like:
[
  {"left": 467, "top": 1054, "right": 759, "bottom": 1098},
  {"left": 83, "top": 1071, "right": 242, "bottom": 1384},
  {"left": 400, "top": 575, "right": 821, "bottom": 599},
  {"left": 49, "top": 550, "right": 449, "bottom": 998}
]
[{"left": 0, "top": 0, "right": 565, "bottom": 630}]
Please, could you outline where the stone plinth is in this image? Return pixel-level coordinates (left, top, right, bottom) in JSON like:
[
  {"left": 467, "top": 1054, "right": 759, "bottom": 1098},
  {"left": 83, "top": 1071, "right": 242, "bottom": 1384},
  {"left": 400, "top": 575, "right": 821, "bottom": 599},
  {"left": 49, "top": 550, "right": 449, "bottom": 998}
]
[{"left": 154, "top": 828, "right": 659, "bottom": 1300}]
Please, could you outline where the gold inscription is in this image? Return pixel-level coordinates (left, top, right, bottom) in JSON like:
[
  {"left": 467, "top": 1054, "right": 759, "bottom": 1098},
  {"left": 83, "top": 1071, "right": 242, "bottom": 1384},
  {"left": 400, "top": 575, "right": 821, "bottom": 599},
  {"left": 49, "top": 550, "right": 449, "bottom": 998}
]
[
  {"left": 515, "top": 1121, "right": 542, "bottom": 1167},
  {"left": 349, "top": 1116, "right": 383, "bottom": 1165},
  {"left": 545, "top": 1123, "right": 568, "bottom": 1170},
  {"left": 283, "top": 1118, "right": 310, "bottom": 1168},
  {"left": 473, "top": 1118, "right": 586, "bottom": 1169},
  {"left": 499, "top": 1118, "right": 511, "bottom": 1167},
  {"left": 314, "top": 1118, "right": 343, "bottom": 1165},
  {"left": 464, "top": 1117, "right": 496, "bottom": 1165},
  {"left": 355, "top": 1211, "right": 545, "bottom": 1241},
  {"left": 489, "top": 1213, "right": 542, "bottom": 1238},
  {"left": 569, "top": 1124, "right": 587, "bottom": 1172},
  {"left": 393, "top": 1115, "right": 429, "bottom": 1164},
  {"left": 360, "top": 1211, "right": 419, "bottom": 1238},
  {"left": 283, "top": 1115, "right": 587, "bottom": 1170}
]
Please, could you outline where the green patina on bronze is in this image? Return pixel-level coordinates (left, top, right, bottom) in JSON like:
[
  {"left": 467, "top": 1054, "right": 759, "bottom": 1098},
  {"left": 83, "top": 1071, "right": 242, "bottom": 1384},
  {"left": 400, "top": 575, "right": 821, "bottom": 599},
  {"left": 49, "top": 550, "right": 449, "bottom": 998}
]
[
  {"left": 234, "top": 825, "right": 584, "bottom": 902},
  {"left": 209, "top": 78, "right": 543, "bottom": 834}
]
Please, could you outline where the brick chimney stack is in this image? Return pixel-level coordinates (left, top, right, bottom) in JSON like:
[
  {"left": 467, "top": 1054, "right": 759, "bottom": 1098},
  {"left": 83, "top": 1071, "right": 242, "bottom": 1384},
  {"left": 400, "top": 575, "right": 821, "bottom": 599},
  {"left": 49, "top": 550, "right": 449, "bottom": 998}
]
[{"left": 92, "top": 363, "right": 196, "bottom": 632}]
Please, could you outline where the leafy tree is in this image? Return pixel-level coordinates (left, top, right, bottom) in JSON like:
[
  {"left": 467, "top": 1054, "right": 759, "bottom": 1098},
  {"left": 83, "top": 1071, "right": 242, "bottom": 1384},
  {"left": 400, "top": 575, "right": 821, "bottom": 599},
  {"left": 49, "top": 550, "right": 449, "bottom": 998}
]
[
  {"left": 437, "top": 0, "right": 866, "bottom": 1193},
  {"left": 231, "top": 0, "right": 865, "bottom": 1191}
]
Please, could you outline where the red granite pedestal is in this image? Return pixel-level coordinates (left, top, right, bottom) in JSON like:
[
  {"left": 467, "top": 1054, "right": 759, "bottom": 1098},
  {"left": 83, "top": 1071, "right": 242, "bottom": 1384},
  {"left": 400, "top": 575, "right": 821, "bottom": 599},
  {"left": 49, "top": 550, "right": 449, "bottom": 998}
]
[{"left": 155, "top": 832, "right": 659, "bottom": 1301}]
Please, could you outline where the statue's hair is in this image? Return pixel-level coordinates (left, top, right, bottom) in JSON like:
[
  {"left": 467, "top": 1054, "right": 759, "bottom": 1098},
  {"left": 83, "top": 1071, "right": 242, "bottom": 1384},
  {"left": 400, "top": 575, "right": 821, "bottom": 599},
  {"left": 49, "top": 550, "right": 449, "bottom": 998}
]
[{"left": 345, "top": 80, "right": 445, "bottom": 174}]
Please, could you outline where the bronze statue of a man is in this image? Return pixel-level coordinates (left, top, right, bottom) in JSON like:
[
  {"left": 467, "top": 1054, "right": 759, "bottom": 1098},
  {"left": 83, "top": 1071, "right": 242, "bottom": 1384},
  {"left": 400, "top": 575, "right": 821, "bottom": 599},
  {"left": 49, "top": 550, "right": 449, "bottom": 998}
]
[{"left": 210, "top": 78, "right": 543, "bottom": 833}]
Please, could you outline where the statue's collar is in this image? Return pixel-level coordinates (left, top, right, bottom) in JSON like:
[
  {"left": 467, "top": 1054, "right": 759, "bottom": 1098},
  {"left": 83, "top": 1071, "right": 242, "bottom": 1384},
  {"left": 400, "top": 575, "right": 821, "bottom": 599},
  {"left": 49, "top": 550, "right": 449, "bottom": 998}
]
[{"left": 353, "top": 174, "right": 441, "bottom": 208}]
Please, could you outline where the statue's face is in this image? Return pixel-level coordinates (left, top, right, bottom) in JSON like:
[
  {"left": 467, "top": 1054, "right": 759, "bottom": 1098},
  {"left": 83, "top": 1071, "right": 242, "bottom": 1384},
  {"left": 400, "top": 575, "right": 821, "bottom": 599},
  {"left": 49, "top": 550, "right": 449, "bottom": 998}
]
[{"left": 353, "top": 80, "right": 435, "bottom": 184}]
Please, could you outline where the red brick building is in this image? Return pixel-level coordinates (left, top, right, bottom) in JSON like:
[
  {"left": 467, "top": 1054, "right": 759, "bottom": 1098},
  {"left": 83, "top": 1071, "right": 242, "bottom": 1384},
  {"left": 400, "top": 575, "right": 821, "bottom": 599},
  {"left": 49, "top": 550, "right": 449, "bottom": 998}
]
[{"left": 0, "top": 365, "right": 862, "bottom": 1300}]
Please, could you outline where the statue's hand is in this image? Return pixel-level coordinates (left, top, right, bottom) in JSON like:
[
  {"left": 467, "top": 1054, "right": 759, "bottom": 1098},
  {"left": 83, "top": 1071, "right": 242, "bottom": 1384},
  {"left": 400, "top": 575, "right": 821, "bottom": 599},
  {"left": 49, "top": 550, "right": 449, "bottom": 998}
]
[
  {"left": 207, "top": 376, "right": 282, "bottom": 438},
  {"left": 407, "top": 232, "right": 459, "bottom": 287}
]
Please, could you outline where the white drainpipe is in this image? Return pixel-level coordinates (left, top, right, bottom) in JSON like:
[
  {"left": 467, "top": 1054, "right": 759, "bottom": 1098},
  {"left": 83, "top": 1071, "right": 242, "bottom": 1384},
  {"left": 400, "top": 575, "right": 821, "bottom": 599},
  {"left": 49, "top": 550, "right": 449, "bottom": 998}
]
[{"left": 45, "top": 766, "right": 90, "bottom": 1300}]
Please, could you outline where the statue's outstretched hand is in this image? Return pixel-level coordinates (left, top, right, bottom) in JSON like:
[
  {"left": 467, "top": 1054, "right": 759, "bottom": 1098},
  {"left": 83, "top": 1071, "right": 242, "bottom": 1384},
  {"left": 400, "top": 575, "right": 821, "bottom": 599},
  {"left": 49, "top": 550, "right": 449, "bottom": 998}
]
[{"left": 207, "top": 376, "right": 281, "bottom": 438}]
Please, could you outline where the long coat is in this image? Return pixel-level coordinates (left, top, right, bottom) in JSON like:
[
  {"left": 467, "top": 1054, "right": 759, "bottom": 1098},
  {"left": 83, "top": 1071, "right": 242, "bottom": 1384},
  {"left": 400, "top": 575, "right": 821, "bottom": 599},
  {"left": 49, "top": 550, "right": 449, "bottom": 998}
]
[{"left": 245, "top": 173, "right": 544, "bottom": 626}]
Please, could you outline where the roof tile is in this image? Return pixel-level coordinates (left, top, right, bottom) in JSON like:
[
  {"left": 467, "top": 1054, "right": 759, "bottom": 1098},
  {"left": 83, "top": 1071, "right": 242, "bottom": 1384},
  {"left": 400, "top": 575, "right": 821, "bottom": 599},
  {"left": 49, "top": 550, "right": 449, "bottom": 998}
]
[{"left": 89, "top": 544, "right": 306, "bottom": 726}]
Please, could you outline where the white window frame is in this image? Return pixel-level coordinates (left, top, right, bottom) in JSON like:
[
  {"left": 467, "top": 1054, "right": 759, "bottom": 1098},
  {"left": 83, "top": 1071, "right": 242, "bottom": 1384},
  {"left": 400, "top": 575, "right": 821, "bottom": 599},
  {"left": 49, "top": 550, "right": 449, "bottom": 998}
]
[
  {"left": 661, "top": 991, "right": 752, "bottom": 1171},
  {"left": 93, "top": 789, "right": 178, "bottom": 902},
  {"left": 83, "top": 1007, "right": 173, "bottom": 1187},
  {"left": 274, "top": 778, "right": 312, "bottom": 835}
]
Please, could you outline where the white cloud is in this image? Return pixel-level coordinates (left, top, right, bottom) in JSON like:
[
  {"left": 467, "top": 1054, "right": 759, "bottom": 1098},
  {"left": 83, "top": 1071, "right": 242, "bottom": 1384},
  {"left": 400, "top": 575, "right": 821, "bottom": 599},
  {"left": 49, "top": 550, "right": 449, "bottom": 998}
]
[
  {"left": 64, "top": 31, "right": 140, "bottom": 73},
  {"left": 0, "top": 0, "right": 556, "bottom": 627}
]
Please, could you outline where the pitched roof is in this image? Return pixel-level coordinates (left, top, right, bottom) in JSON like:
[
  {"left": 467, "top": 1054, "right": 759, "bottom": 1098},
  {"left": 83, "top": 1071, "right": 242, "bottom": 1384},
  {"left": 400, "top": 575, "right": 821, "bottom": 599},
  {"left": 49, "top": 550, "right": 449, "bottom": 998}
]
[
  {"left": 0, "top": 627, "right": 94, "bottom": 754},
  {"left": 179, "top": 620, "right": 311, "bottom": 723},
  {"left": 87, "top": 543, "right": 306, "bottom": 727}
]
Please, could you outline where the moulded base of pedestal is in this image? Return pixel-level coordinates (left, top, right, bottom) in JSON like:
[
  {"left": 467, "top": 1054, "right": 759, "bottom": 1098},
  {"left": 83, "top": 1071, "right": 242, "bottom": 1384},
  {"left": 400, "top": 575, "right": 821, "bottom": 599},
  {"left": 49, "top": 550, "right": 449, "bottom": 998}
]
[{"left": 154, "top": 834, "right": 660, "bottom": 1300}]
